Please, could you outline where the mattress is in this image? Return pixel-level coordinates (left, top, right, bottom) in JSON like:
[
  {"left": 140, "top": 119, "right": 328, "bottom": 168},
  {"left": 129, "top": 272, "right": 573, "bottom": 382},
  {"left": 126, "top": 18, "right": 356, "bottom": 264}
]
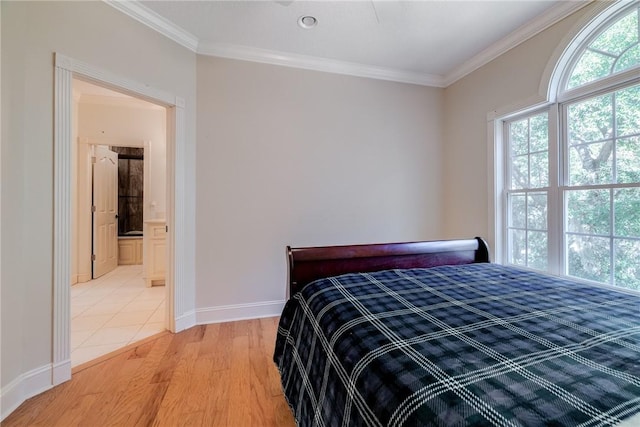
[{"left": 274, "top": 263, "right": 640, "bottom": 426}]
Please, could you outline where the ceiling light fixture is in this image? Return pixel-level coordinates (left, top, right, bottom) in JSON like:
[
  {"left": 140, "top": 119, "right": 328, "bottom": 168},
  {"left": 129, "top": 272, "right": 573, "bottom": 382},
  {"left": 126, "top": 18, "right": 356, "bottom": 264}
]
[{"left": 298, "top": 15, "right": 317, "bottom": 29}]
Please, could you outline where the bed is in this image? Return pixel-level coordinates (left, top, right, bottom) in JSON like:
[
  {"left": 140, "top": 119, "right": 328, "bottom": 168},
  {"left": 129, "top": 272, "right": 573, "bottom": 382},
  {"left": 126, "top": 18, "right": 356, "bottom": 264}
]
[{"left": 274, "top": 237, "right": 640, "bottom": 426}]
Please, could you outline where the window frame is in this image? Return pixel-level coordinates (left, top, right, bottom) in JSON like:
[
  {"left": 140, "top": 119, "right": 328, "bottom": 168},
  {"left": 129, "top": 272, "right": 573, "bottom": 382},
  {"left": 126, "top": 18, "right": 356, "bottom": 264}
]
[
  {"left": 502, "top": 109, "right": 554, "bottom": 272},
  {"left": 558, "top": 3, "right": 640, "bottom": 99},
  {"left": 494, "top": 2, "right": 640, "bottom": 291},
  {"left": 559, "top": 79, "right": 640, "bottom": 287}
]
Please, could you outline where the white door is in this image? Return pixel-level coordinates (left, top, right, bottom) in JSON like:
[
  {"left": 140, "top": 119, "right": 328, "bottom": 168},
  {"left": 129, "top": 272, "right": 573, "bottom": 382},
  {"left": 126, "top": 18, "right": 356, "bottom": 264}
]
[{"left": 93, "top": 146, "right": 118, "bottom": 278}]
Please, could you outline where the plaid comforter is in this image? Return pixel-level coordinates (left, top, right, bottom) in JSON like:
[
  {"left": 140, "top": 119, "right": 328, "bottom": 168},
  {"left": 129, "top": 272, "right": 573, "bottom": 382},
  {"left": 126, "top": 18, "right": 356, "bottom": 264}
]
[{"left": 274, "top": 263, "right": 640, "bottom": 426}]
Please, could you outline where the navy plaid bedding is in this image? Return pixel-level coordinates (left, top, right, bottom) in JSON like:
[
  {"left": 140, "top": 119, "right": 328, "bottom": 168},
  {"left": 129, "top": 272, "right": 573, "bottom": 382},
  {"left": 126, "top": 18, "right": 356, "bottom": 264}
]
[{"left": 274, "top": 263, "right": 640, "bottom": 426}]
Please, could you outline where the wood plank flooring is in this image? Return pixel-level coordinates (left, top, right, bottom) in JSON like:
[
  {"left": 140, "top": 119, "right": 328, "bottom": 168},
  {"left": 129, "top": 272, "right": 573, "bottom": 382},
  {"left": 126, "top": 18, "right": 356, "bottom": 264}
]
[{"left": 2, "top": 317, "right": 296, "bottom": 427}]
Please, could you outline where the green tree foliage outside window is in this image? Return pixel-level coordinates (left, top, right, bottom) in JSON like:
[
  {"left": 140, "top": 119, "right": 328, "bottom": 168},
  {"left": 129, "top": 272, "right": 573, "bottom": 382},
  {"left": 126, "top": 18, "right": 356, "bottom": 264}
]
[
  {"left": 504, "top": 4, "right": 639, "bottom": 291},
  {"left": 568, "top": 6, "right": 640, "bottom": 89},
  {"left": 565, "top": 83, "right": 640, "bottom": 290},
  {"left": 507, "top": 114, "right": 549, "bottom": 272}
]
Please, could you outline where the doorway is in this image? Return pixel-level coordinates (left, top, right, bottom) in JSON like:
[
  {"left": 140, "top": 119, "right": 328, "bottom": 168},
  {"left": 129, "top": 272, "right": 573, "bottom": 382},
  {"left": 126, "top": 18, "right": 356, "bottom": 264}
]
[
  {"left": 69, "top": 78, "right": 168, "bottom": 367},
  {"left": 54, "top": 53, "right": 189, "bottom": 385}
]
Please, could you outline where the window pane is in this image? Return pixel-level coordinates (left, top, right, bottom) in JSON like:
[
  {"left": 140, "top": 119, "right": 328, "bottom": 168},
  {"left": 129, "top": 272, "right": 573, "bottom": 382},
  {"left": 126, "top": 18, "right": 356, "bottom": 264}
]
[
  {"left": 509, "top": 194, "right": 526, "bottom": 228},
  {"left": 566, "top": 7, "right": 639, "bottom": 89},
  {"left": 567, "top": 235, "right": 611, "bottom": 283},
  {"left": 589, "top": 9, "right": 638, "bottom": 55},
  {"left": 511, "top": 155, "right": 528, "bottom": 189},
  {"left": 568, "top": 141, "right": 614, "bottom": 185},
  {"left": 527, "top": 193, "right": 547, "bottom": 230},
  {"left": 614, "top": 44, "right": 640, "bottom": 73},
  {"left": 617, "top": 137, "right": 640, "bottom": 184},
  {"left": 500, "top": 5, "right": 640, "bottom": 284},
  {"left": 614, "top": 238, "right": 640, "bottom": 290},
  {"left": 529, "top": 152, "right": 548, "bottom": 188},
  {"left": 614, "top": 188, "right": 640, "bottom": 238},
  {"left": 528, "top": 231, "right": 548, "bottom": 271},
  {"left": 510, "top": 120, "right": 528, "bottom": 155},
  {"left": 616, "top": 84, "right": 640, "bottom": 138},
  {"left": 509, "top": 229, "right": 526, "bottom": 266},
  {"left": 567, "top": 189, "right": 610, "bottom": 235},
  {"left": 529, "top": 114, "right": 548, "bottom": 152},
  {"left": 568, "top": 50, "right": 616, "bottom": 89},
  {"left": 568, "top": 94, "right": 613, "bottom": 143}
]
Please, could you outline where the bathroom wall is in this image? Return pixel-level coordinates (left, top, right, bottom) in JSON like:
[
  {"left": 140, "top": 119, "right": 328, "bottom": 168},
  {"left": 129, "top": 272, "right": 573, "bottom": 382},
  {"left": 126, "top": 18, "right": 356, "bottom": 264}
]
[{"left": 73, "top": 98, "right": 166, "bottom": 282}]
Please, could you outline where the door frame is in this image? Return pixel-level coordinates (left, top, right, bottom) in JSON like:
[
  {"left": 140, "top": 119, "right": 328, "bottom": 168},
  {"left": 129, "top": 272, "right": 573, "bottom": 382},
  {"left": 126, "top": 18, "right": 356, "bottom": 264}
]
[{"left": 53, "top": 53, "right": 190, "bottom": 385}]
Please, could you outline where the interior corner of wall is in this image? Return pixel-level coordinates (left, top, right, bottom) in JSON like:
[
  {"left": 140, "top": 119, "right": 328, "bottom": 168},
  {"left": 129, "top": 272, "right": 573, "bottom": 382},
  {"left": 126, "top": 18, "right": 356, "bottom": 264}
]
[{"left": 0, "top": 364, "right": 53, "bottom": 422}]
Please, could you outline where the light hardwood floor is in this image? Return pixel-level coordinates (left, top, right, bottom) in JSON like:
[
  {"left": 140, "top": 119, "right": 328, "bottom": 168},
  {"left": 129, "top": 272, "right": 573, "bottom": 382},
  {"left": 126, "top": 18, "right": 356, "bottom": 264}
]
[{"left": 2, "top": 317, "right": 296, "bottom": 426}]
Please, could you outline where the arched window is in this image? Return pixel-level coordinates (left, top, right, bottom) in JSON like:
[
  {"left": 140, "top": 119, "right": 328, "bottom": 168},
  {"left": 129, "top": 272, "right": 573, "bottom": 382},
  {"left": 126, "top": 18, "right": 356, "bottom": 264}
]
[
  {"left": 566, "top": 4, "right": 639, "bottom": 90},
  {"left": 499, "top": 2, "right": 640, "bottom": 290}
]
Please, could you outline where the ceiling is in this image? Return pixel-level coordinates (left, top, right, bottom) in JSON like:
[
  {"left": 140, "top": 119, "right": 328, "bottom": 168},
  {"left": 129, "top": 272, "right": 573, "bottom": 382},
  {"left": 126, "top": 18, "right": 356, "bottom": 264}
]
[{"left": 108, "top": 0, "right": 590, "bottom": 87}]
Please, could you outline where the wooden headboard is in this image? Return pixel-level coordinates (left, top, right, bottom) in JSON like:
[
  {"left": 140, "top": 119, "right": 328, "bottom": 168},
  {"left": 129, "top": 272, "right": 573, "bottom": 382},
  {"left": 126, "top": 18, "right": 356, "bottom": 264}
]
[{"left": 286, "top": 237, "right": 490, "bottom": 297}]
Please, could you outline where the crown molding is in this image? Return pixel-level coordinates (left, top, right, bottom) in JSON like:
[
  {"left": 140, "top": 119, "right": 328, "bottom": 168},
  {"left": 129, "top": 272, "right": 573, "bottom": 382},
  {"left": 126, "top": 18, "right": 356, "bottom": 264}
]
[
  {"left": 198, "top": 42, "right": 446, "bottom": 87},
  {"left": 103, "top": 0, "right": 445, "bottom": 86},
  {"left": 443, "top": 0, "right": 592, "bottom": 86},
  {"left": 104, "top": 0, "right": 592, "bottom": 88},
  {"left": 103, "top": 0, "right": 198, "bottom": 52}
]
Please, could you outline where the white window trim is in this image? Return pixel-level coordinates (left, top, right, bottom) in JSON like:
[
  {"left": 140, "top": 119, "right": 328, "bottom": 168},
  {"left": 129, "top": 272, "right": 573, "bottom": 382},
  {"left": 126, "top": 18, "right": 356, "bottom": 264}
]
[{"left": 490, "top": 1, "right": 640, "bottom": 289}]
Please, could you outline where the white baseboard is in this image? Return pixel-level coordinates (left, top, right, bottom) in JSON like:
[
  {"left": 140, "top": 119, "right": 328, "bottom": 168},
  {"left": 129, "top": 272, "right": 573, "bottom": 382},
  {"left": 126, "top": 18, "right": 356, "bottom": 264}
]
[
  {"left": 76, "top": 273, "right": 91, "bottom": 283},
  {"left": 52, "top": 359, "right": 71, "bottom": 385},
  {"left": 1, "top": 364, "right": 53, "bottom": 421},
  {"left": 175, "top": 309, "right": 196, "bottom": 332},
  {"left": 196, "top": 300, "right": 286, "bottom": 325}
]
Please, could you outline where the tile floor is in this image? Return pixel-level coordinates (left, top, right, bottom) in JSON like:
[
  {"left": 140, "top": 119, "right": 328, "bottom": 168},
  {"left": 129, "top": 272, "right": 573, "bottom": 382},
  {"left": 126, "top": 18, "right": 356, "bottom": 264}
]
[{"left": 71, "top": 264, "right": 166, "bottom": 367}]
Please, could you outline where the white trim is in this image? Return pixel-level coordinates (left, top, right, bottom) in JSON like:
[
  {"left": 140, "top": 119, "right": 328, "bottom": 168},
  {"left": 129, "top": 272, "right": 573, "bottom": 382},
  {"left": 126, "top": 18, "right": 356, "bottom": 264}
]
[
  {"left": 68, "top": 59, "right": 174, "bottom": 107},
  {"left": 487, "top": 94, "right": 549, "bottom": 122},
  {"left": 198, "top": 42, "right": 445, "bottom": 87},
  {"left": 547, "top": 104, "right": 562, "bottom": 276},
  {"left": 104, "top": 0, "right": 590, "bottom": 88},
  {"left": 557, "top": 68, "right": 640, "bottom": 103},
  {"left": 53, "top": 62, "right": 73, "bottom": 386},
  {"left": 54, "top": 54, "right": 191, "bottom": 387},
  {"left": 442, "top": 1, "right": 590, "bottom": 86},
  {"left": 175, "top": 310, "right": 196, "bottom": 332},
  {"left": 52, "top": 360, "right": 72, "bottom": 386},
  {"left": 102, "top": 0, "right": 198, "bottom": 52},
  {"left": 195, "top": 300, "right": 286, "bottom": 325},
  {"left": 487, "top": 117, "right": 501, "bottom": 264},
  {"left": 1, "top": 365, "right": 52, "bottom": 422}
]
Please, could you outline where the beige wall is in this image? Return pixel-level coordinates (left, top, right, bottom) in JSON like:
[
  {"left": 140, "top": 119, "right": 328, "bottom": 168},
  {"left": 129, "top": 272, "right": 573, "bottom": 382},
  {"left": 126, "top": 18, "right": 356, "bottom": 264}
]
[
  {"left": 196, "top": 56, "right": 445, "bottom": 306},
  {"left": 441, "top": 4, "right": 598, "bottom": 251},
  {"left": 78, "top": 101, "right": 167, "bottom": 219},
  {"left": 1, "top": 0, "right": 196, "bottom": 398}
]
